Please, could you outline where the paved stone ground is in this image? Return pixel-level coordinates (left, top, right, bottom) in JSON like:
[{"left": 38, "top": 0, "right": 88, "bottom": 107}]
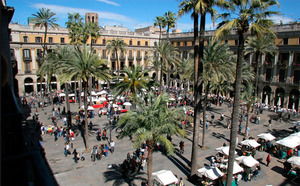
[{"left": 35, "top": 101, "right": 300, "bottom": 186}]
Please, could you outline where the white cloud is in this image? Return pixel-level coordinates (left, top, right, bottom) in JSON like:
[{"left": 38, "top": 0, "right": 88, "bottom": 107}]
[
  {"left": 270, "top": 15, "right": 294, "bottom": 24},
  {"left": 32, "top": 3, "right": 133, "bottom": 23},
  {"left": 96, "top": 0, "right": 120, "bottom": 7},
  {"left": 176, "top": 22, "right": 193, "bottom": 32},
  {"left": 133, "top": 22, "right": 152, "bottom": 29}
]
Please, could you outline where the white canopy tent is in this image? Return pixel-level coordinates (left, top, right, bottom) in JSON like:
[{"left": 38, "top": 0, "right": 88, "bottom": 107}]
[
  {"left": 241, "top": 139, "right": 261, "bottom": 148},
  {"left": 287, "top": 156, "right": 300, "bottom": 167},
  {"left": 226, "top": 161, "right": 244, "bottom": 174},
  {"left": 123, "top": 102, "right": 132, "bottom": 106},
  {"left": 80, "top": 105, "right": 95, "bottom": 111},
  {"left": 169, "top": 98, "right": 176, "bottom": 101},
  {"left": 276, "top": 135, "right": 300, "bottom": 149},
  {"left": 98, "top": 90, "right": 108, "bottom": 95},
  {"left": 235, "top": 156, "right": 259, "bottom": 168},
  {"left": 69, "top": 93, "right": 75, "bottom": 97},
  {"left": 257, "top": 133, "right": 276, "bottom": 141},
  {"left": 152, "top": 170, "right": 178, "bottom": 186},
  {"left": 91, "top": 91, "right": 97, "bottom": 96},
  {"left": 58, "top": 93, "right": 65, "bottom": 97},
  {"left": 216, "top": 146, "right": 237, "bottom": 156},
  {"left": 197, "top": 167, "right": 224, "bottom": 180},
  {"left": 98, "top": 97, "right": 107, "bottom": 102}
]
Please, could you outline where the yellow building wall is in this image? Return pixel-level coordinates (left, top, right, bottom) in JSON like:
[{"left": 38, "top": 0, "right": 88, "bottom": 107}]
[
  {"left": 228, "top": 40, "right": 235, "bottom": 46},
  {"left": 289, "top": 38, "right": 299, "bottom": 45}
]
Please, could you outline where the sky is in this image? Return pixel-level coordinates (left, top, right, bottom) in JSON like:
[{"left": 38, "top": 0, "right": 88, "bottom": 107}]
[{"left": 8, "top": 0, "right": 300, "bottom": 32}]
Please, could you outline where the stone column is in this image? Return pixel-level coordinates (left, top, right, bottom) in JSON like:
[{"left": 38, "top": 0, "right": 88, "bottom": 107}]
[
  {"left": 249, "top": 53, "right": 254, "bottom": 65},
  {"left": 15, "top": 48, "right": 23, "bottom": 74},
  {"left": 33, "top": 76, "right": 37, "bottom": 93},
  {"left": 272, "top": 52, "right": 279, "bottom": 82},
  {"left": 133, "top": 50, "right": 137, "bottom": 66},
  {"left": 57, "top": 80, "right": 61, "bottom": 91},
  {"left": 125, "top": 51, "right": 129, "bottom": 68},
  {"left": 258, "top": 54, "right": 265, "bottom": 99},
  {"left": 286, "top": 51, "right": 294, "bottom": 83},
  {"left": 31, "top": 49, "right": 37, "bottom": 73}
]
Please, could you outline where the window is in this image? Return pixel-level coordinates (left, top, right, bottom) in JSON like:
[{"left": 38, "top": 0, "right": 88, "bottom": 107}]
[
  {"left": 225, "top": 40, "right": 228, "bottom": 44},
  {"left": 91, "top": 39, "right": 96, "bottom": 44},
  {"left": 129, "top": 61, "right": 133, "bottom": 67},
  {"left": 35, "top": 37, "right": 42, "bottom": 43},
  {"left": 184, "top": 41, "right": 187, "bottom": 46},
  {"left": 129, "top": 40, "right": 132, "bottom": 45},
  {"left": 36, "top": 49, "right": 42, "bottom": 58},
  {"left": 23, "top": 49, "right": 31, "bottom": 61},
  {"left": 177, "top": 42, "right": 180, "bottom": 47},
  {"left": 111, "top": 61, "right": 116, "bottom": 70},
  {"left": 265, "top": 68, "right": 272, "bottom": 81},
  {"left": 102, "top": 39, "right": 106, "bottom": 45},
  {"left": 154, "top": 41, "right": 157, "bottom": 46},
  {"left": 145, "top": 41, "right": 148, "bottom": 46},
  {"left": 283, "top": 38, "right": 288, "bottom": 45},
  {"left": 137, "top": 51, "right": 141, "bottom": 58},
  {"left": 129, "top": 50, "right": 133, "bottom": 58},
  {"left": 48, "top": 37, "right": 53, "bottom": 43},
  {"left": 102, "top": 50, "right": 106, "bottom": 58},
  {"left": 137, "top": 41, "right": 141, "bottom": 46},
  {"left": 120, "top": 61, "right": 125, "bottom": 70},
  {"left": 279, "top": 69, "right": 285, "bottom": 82},
  {"left": 235, "top": 40, "right": 239, "bottom": 46},
  {"left": 294, "top": 70, "right": 300, "bottom": 84},
  {"left": 60, "top": 37, "right": 65, "bottom": 44},
  {"left": 23, "top": 36, "right": 28, "bottom": 43}
]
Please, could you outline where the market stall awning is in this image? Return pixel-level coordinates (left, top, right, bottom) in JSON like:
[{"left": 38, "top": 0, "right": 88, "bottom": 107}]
[
  {"left": 276, "top": 135, "right": 300, "bottom": 149},
  {"left": 241, "top": 139, "right": 261, "bottom": 148},
  {"left": 152, "top": 170, "right": 178, "bottom": 186},
  {"left": 215, "top": 146, "right": 237, "bottom": 156},
  {"left": 257, "top": 133, "right": 276, "bottom": 141},
  {"left": 235, "top": 156, "right": 259, "bottom": 168},
  {"left": 197, "top": 167, "right": 224, "bottom": 180},
  {"left": 287, "top": 156, "right": 300, "bottom": 167}
]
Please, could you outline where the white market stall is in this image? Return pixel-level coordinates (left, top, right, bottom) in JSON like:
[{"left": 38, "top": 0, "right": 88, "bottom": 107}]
[
  {"left": 123, "top": 102, "right": 132, "bottom": 106},
  {"left": 241, "top": 139, "right": 261, "bottom": 148},
  {"left": 287, "top": 156, "right": 300, "bottom": 167},
  {"left": 197, "top": 167, "right": 224, "bottom": 180},
  {"left": 224, "top": 161, "right": 244, "bottom": 174},
  {"left": 235, "top": 156, "right": 259, "bottom": 168},
  {"left": 257, "top": 133, "right": 276, "bottom": 141},
  {"left": 216, "top": 146, "right": 237, "bottom": 156},
  {"left": 276, "top": 135, "right": 300, "bottom": 149},
  {"left": 152, "top": 170, "right": 178, "bottom": 186}
]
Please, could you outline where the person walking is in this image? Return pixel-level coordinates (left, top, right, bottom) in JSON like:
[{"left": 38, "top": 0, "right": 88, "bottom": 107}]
[
  {"left": 266, "top": 154, "right": 271, "bottom": 167},
  {"left": 72, "top": 149, "right": 79, "bottom": 163},
  {"left": 110, "top": 140, "right": 115, "bottom": 153},
  {"left": 179, "top": 141, "right": 184, "bottom": 154}
]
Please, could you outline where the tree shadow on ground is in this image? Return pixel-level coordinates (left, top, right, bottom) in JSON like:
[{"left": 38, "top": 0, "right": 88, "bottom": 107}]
[
  {"left": 268, "top": 128, "right": 294, "bottom": 139},
  {"left": 174, "top": 149, "right": 191, "bottom": 167},
  {"left": 103, "top": 164, "right": 146, "bottom": 186},
  {"left": 167, "top": 155, "right": 190, "bottom": 176},
  {"left": 211, "top": 132, "right": 230, "bottom": 142}
]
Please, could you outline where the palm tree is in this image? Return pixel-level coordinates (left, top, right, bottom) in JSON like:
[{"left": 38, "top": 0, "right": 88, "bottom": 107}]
[
  {"left": 154, "top": 16, "right": 166, "bottom": 44},
  {"left": 241, "top": 84, "right": 256, "bottom": 137},
  {"left": 245, "top": 34, "right": 277, "bottom": 98},
  {"left": 47, "top": 46, "right": 76, "bottom": 127},
  {"left": 114, "top": 65, "right": 149, "bottom": 109},
  {"left": 177, "top": 57, "right": 194, "bottom": 94},
  {"left": 164, "top": 11, "right": 176, "bottom": 40},
  {"left": 178, "top": 0, "right": 214, "bottom": 176},
  {"left": 106, "top": 39, "right": 127, "bottom": 80},
  {"left": 59, "top": 45, "right": 110, "bottom": 149},
  {"left": 86, "top": 22, "right": 100, "bottom": 51},
  {"left": 32, "top": 8, "right": 58, "bottom": 67},
  {"left": 215, "top": 0, "right": 279, "bottom": 184},
  {"left": 202, "top": 39, "right": 235, "bottom": 147},
  {"left": 155, "top": 41, "right": 179, "bottom": 92},
  {"left": 117, "top": 93, "right": 185, "bottom": 186},
  {"left": 66, "top": 13, "right": 88, "bottom": 47}
]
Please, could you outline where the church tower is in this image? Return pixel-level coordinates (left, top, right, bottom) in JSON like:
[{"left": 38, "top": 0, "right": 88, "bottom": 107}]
[{"left": 85, "top": 13, "right": 98, "bottom": 25}]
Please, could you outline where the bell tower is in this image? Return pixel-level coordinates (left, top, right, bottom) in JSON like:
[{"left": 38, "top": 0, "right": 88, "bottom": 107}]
[{"left": 85, "top": 12, "right": 98, "bottom": 25}]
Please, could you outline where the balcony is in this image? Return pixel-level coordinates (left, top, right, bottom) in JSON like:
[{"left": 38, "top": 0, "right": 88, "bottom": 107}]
[
  {"left": 136, "top": 56, "right": 142, "bottom": 60},
  {"left": 128, "top": 55, "right": 134, "bottom": 60},
  {"left": 23, "top": 57, "right": 32, "bottom": 62},
  {"left": 24, "top": 70, "right": 32, "bottom": 74}
]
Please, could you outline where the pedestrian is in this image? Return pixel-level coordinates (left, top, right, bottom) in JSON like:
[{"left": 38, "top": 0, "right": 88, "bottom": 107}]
[
  {"left": 179, "top": 141, "right": 184, "bottom": 154},
  {"left": 266, "top": 154, "right": 271, "bottom": 167},
  {"left": 110, "top": 140, "right": 115, "bottom": 153},
  {"left": 246, "top": 126, "right": 250, "bottom": 137},
  {"left": 72, "top": 149, "right": 79, "bottom": 163},
  {"left": 268, "top": 119, "right": 272, "bottom": 128},
  {"left": 179, "top": 177, "right": 185, "bottom": 186}
]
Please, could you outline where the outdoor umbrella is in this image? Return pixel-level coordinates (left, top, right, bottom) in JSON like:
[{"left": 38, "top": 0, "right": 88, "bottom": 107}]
[
  {"left": 98, "top": 97, "right": 107, "bottom": 102},
  {"left": 58, "top": 93, "right": 65, "bottom": 97},
  {"left": 216, "top": 146, "right": 237, "bottom": 156},
  {"left": 276, "top": 135, "right": 300, "bottom": 149},
  {"left": 152, "top": 170, "right": 178, "bottom": 186},
  {"left": 123, "top": 102, "right": 132, "bottom": 106}
]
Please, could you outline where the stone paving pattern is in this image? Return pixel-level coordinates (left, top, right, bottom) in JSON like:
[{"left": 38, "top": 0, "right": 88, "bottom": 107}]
[{"left": 36, "top": 102, "right": 300, "bottom": 186}]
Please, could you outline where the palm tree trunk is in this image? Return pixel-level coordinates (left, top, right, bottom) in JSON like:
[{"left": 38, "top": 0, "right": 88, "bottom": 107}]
[
  {"left": 159, "top": 58, "right": 163, "bottom": 93},
  {"left": 190, "top": 11, "right": 200, "bottom": 177},
  {"left": 116, "top": 50, "right": 120, "bottom": 81},
  {"left": 244, "top": 108, "right": 250, "bottom": 136},
  {"left": 65, "top": 83, "right": 71, "bottom": 128},
  {"left": 254, "top": 52, "right": 260, "bottom": 99},
  {"left": 146, "top": 142, "right": 153, "bottom": 186},
  {"left": 202, "top": 83, "right": 209, "bottom": 147},
  {"left": 42, "top": 24, "right": 48, "bottom": 61},
  {"left": 83, "top": 81, "right": 89, "bottom": 150},
  {"left": 226, "top": 32, "right": 245, "bottom": 186},
  {"left": 78, "top": 80, "right": 82, "bottom": 108}
]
